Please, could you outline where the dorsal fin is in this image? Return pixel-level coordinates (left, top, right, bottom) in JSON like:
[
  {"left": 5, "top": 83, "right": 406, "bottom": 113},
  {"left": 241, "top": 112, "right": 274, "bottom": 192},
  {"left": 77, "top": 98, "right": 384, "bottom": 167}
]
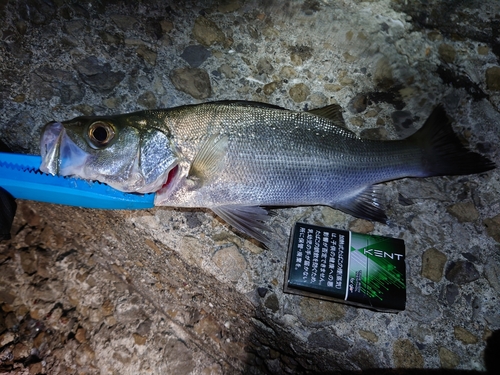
[
  {"left": 307, "top": 104, "right": 351, "bottom": 131},
  {"left": 206, "top": 100, "right": 287, "bottom": 111}
]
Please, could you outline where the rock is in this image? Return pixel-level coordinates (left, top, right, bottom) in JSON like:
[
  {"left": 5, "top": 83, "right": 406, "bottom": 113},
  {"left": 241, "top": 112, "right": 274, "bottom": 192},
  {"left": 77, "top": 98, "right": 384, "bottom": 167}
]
[
  {"left": 12, "top": 342, "right": 30, "bottom": 360},
  {"left": 484, "top": 261, "right": 500, "bottom": 294},
  {"left": 299, "top": 298, "right": 345, "bottom": 323},
  {"left": 484, "top": 214, "right": 500, "bottom": 242},
  {"left": 359, "top": 330, "right": 378, "bottom": 343},
  {"left": 280, "top": 66, "right": 297, "bottom": 79},
  {"left": 64, "top": 20, "right": 86, "bottom": 35},
  {"left": 263, "top": 81, "right": 278, "bottom": 95},
  {"left": 360, "top": 127, "right": 388, "bottom": 140},
  {"left": 439, "top": 346, "right": 459, "bottom": 368},
  {"left": 163, "top": 338, "right": 195, "bottom": 374},
  {"left": 340, "top": 76, "right": 355, "bottom": 86},
  {"left": 0, "top": 290, "right": 16, "bottom": 305},
  {"left": 446, "top": 202, "right": 479, "bottom": 222},
  {"left": 373, "top": 57, "right": 394, "bottom": 89},
  {"left": 133, "top": 333, "right": 147, "bottom": 345},
  {"left": 75, "top": 343, "right": 95, "bottom": 366},
  {"left": 393, "top": 339, "right": 424, "bottom": 368},
  {"left": 342, "top": 52, "right": 357, "bottom": 63},
  {"left": 485, "top": 66, "right": 500, "bottom": 91},
  {"left": 29, "top": 362, "right": 44, "bottom": 374},
  {"left": 3, "top": 311, "right": 17, "bottom": 330},
  {"left": 438, "top": 43, "right": 456, "bottom": 63},
  {"left": 421, "top": 248, "right": 447, "bottom": 282},
  {"left": 170, "top": 67, "right": 212, "bottom": 99},
  {"left": 136, "top": 45, "right": 157, "bottom": 66},
  {"left": 192, "top": 16, "right": 225, "bottom": 46},
  {"left": 212, "top": 245, "right": 247, "bottom": 283},
  {"left": 441, "top": 284, "right": 459, "bottom": 306},
  {"left": 30, "top": 66, "right": 84, "bottom": 104},
  {"left": 180, "top": 45, "right": 211, "bottom": 68},
  {"left": 0, "top": 331, "right": 15, "bottom": 346},
  {"left": 289, "top": 83, "right": 310, "bottom": 102},
  {"left": 256, "top": 57, "right": 274, "bottom": 75},
  {"left": 75, "top": 327, "right": 87, "bottom": 343},
  {"left": 406, "top": 285, "right": 441, "bottom": 322},
  {"left": 350, "top": 116, "right": 363, "bottom": 127},
  {"left": 216, "top": 0, "right": 244, "bottom": 13},
  {"left": 391, "top": 110, "right": 413, "bottom": 133},
  {"left": 110, "top": 14, "right": 138, "bottom": 30},
  {"left": 454, "top": 326, "right": 478, "bottom": 344},
  {"left": 348, "top": 219, "right": 374, "bottom": 233},
  {"left": 309, "top": 92, "right": 328, "bottom": 108},
  {"left": 477, "top": 45, "right": 489, "bottom": 55},
  {"left": 20, "top": 248, "right": 37, "bottom": 275},
  {"left": 324, "top": 83, "right": 343, "bottom": 92},
  {"left": 75, "top": 56, "right": 125, "bottom": 93},
  {"left": 289, "top": 45, "right": 313, "bottom": 65},
  {"left": 219, "top": 63, "right": 235, "bottom": 78},
  {"left": 99, "top": 31, "right": 122, "bottom": 45},
  {"left": 348, "top": 94, "right": 368, "bottom": 113},
  {"left": 36, "top": 251, "right": 52, "bottom": 279},
  {"left": 445, "top": 261, "right": 480, "bottom": 284},
  {"left": 264, "top": 293, "right": 280, "bottom": 313},
  {"left": 194, "top": 314, "right": 220, "bottom": 339},
  {"left": 308, "top": 329, "right": 350, "bottom": 351},
  {"left": 137, "top": 91, "right": 157, "bottom": 109},
  {"left": 160, "top": 20, "right": 174, "bottom": 33},
  {"left": 257, "top": 287, "right": 268, "bottom": 298},
  {"left": 427, "top": 31, "right": 443, "bottom": 41}
]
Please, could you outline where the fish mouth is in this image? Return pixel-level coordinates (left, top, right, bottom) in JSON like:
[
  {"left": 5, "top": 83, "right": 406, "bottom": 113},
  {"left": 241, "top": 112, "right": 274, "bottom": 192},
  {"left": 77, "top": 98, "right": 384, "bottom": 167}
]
[
  {"left": 157, "top": 164, "right": 179, "bottom": 193},
  {"left": 40, "top": 121, "right": 90, "bottom": 176}
]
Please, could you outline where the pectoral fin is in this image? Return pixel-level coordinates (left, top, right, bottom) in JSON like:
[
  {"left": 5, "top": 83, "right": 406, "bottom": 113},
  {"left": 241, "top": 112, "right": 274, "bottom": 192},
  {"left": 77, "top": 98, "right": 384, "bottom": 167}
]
[
  {"left": 188, "top": 134, "right": 228, "bottom": 185},
  {"left": 212, "top": 205, "right": 272, "bottom": 244},
  {"left": 335, "top": 185, "right": 388, "bottom": 224}
]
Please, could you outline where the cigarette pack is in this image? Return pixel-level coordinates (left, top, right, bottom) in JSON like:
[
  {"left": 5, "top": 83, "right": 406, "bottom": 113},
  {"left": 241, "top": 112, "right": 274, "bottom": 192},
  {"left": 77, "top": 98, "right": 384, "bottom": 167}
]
[{"left": 284, "top": 222, "right": 406, "bottom": 312}]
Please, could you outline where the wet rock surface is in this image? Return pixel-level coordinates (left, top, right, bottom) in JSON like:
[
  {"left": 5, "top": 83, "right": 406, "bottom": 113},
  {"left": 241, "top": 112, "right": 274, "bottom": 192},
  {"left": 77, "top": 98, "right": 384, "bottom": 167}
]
[{"left": 1, "top": 0, "right": 500, "bottom": 374}]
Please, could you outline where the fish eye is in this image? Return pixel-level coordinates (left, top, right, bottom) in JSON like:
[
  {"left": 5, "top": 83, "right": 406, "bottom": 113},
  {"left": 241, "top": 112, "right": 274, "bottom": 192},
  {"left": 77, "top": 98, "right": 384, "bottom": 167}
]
[{"left": 88, "top": 121, "right": 115, "bottom": 148}]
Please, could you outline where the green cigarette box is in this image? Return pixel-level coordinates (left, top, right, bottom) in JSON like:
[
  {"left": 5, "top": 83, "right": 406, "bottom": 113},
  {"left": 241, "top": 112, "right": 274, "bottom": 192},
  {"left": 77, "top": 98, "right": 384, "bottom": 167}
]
[{"left": 284, "top": 222, "right": 406, "bottom": 312}]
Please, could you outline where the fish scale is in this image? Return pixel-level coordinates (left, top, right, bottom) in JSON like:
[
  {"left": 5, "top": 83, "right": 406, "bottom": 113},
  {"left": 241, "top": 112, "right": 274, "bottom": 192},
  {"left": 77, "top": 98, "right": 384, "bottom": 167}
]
[
  {"left": 39, "top": 101, "right": 495, "bottom": 243},
  {"left": 162, "top": 103, "right": 420, "bottom": 207}
]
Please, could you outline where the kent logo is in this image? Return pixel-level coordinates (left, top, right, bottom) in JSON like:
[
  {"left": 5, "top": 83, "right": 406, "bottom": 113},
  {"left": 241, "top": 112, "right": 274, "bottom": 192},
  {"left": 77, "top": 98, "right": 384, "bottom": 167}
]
[{"left": 363, "top": 248, "right": 404, "bottom": 261}]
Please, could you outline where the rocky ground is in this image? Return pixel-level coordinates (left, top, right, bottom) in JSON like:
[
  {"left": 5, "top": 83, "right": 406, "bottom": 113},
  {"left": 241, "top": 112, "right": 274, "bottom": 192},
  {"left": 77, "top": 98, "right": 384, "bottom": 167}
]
[{"left": 1, "top": 0, "right": 500, "bottom": 374}]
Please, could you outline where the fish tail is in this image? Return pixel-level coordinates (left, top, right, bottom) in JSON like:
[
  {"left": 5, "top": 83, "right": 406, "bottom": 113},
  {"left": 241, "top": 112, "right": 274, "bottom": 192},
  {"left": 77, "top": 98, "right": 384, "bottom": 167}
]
[{"left": 408, "top": 105, "right": 496, "bottom": 177}]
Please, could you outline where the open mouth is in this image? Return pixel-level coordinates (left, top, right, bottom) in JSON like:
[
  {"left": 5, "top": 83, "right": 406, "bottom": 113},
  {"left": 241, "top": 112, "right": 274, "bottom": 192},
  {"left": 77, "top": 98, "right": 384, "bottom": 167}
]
[{"left": 159, "top": 164, "right": 179, "bottom": 191}]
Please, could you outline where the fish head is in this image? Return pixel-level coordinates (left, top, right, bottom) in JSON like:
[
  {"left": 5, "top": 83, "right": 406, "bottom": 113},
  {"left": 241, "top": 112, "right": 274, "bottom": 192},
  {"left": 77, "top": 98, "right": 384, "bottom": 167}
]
[{"left": 40, "top": 113, "right": 178, "bottom": 193}]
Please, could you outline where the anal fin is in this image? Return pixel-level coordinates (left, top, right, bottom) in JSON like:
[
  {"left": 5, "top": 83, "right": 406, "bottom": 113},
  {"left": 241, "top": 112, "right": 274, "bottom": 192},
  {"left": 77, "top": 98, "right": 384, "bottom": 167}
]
[
  {"left": 335, "top": 185, "right": 388, "bottom": 224},
  {"left": 212, "top": 205, "right": 272, "bottom": 244}
]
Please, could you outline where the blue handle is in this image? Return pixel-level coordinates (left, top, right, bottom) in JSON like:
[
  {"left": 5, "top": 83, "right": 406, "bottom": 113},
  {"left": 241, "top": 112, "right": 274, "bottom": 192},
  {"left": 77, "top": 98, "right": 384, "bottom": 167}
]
[{"left": 0, "top": 152, "right": 155, "bottom": 209}]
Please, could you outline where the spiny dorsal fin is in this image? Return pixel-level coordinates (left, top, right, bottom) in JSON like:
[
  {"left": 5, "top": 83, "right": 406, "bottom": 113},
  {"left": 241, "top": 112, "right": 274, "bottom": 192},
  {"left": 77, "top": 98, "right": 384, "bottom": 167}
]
[
  {"left": 188, "top": 134, "right": 228, "bottom": 185},
  {"left": 211, "top": 205, "right": 272, "bottom": 245},
  {"left": 307, "top": 104, "right": 349, "bottom": 130}
]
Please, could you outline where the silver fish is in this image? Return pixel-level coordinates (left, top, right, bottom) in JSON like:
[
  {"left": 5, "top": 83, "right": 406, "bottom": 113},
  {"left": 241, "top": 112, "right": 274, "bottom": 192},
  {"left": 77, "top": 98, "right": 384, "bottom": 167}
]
[{"left": 40, "top": 101, "right": 495, "bottom": 242}]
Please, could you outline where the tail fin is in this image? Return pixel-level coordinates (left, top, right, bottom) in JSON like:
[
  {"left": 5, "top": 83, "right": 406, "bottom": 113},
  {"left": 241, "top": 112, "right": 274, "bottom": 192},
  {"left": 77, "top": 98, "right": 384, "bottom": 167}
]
[{"left": 408, "top": 105, "right": 496, "bottom": 177}]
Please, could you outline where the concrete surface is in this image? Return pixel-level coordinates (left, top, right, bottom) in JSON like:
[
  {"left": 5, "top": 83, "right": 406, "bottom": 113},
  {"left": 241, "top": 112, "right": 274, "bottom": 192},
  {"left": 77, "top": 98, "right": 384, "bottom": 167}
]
[{"left": 1, "top": 0, "right": 499, "bottom": 374}]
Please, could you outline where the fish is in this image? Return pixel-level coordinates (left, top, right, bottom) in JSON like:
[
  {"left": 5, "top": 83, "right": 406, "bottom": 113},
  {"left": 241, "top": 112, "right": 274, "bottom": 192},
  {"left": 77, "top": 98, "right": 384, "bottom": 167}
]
[{"left": 39, "top": 101, "right": 496, "bottom": 243}]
